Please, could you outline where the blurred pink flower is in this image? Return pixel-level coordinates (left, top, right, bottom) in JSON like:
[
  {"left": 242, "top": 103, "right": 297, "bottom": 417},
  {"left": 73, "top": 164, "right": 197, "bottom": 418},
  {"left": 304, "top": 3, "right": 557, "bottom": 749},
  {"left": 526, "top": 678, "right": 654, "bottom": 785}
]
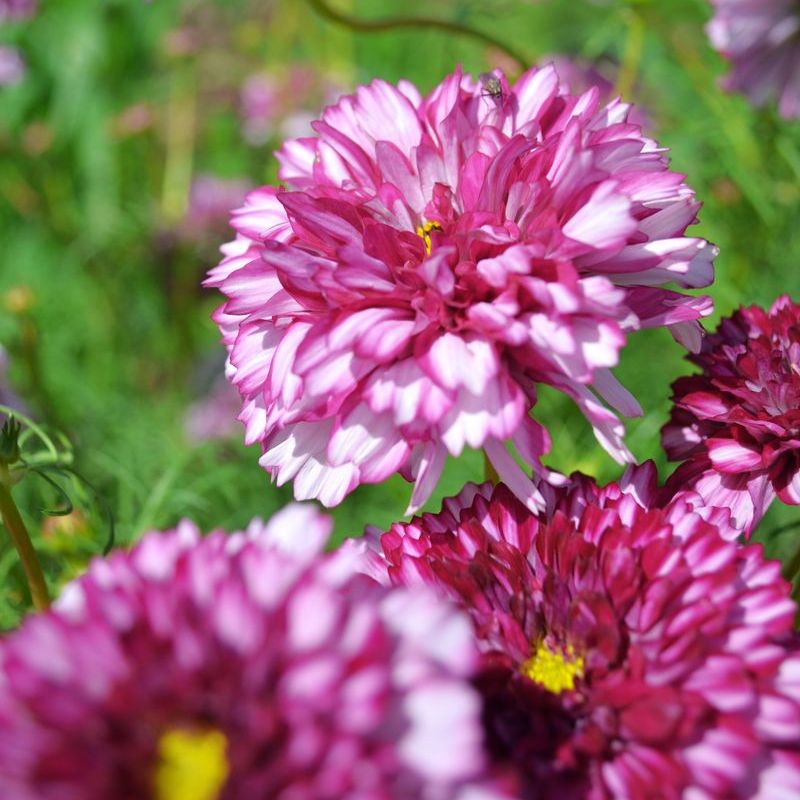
[
  {"left": 240, "top": 72, "right": 280, "bottom": 145},
  {"left": 663, "top": 295, "right": 800, "bottom": 534},
  {"left": 239, "top": 66, "right": 347, "bottom": 145},
  {"left": 707, "top": 0, "right": 800, "bottom": 118},
  {"left": 0, "top": 0, "right": 36, "bottom": 22},
  {"left": 184, "top": 373, "right": 242, "bottom": 442},
  {"left": 0, "top": 45, "right": 24, "bottom": 86},
  {"left": 207, "top": 65, "right": 715, "bottom": 512},
  {"left": 184, "top": 174, "right": 253, "bottom": 234},
  {"left": 0, "top": 506, "right": 497, "bottom": 799},
  {"left": 351, "top": 465, "right": 800, "bottom": 799}
]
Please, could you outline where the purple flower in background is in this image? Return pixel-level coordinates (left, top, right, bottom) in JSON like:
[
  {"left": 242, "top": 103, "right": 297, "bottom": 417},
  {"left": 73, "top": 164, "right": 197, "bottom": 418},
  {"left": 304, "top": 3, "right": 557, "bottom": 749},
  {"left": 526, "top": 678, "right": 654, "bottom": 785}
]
[
  {"left": 184, "top": 174, "right": 253, "bottom": 235},
  {"left": 239, "top": 67, "right": 348, "bottom": 145},
  {"left": 240, "top": 72, "right": 280, "bottom": 145},
  {"left": 663, "top": 295, "right": 800, "bottom": 534},
  {"left": 0, "top": 45, "right": 24, "bottom": 86},
  {"left": 352, "top": 466, "right": 800, "bottom": 799},
  {"left": 207, "top": 65, "right": 715, "bottom": 512},
  {"left": 0, "top": 505, "right": 497, "bottom": 799},
  {"left": 0, "top": 0, "right": 36, "bottom": 22},
  {"left": 184, "top": 374, "right": 242, "bottom": 442},
  {"left": 707, "top": 0, "right": 800, "bottom": 118}
]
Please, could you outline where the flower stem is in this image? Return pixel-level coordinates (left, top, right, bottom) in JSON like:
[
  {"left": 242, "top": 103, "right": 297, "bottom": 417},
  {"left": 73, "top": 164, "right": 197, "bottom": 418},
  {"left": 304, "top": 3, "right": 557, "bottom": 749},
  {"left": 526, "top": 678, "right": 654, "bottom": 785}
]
[
  {"left": 615, "top": 8, "right": 645, "bottom": 99},
  {"left": 484, "top": 451, "right": 500, "bottom": 485},
  {"left": 304, "top": 0, "right": 528, "bottom": 72},
  {"left": 782, "top": 534, "right": 800, "bottom": 586},
  {"left": 0, "top": 467, "right": 50, "bottom": 611}
]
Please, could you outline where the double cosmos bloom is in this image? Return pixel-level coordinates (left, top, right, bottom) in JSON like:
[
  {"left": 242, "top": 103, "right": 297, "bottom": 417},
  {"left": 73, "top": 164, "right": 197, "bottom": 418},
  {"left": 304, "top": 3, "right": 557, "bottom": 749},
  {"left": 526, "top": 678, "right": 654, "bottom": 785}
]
[
  {"left": 352, "top": 466, "right": 800, "bottom": 799},
  {"left": 664, "top": 296, "right": 800, "bottom": 534},
  {"left": 0, "top": 506, "right": 495, "bottom": 799},
  {"left": 207, "top": 65, "right": 716, "bottom": 513}
]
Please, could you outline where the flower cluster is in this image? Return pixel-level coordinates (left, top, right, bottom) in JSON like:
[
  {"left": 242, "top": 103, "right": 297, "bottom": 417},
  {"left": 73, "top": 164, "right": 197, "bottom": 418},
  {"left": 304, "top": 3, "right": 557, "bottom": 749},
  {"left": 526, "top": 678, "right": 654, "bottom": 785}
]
[
  {"left": 663, "top": 295, "right": 800, "bottom": 533},
  {"left": 707, "top": 0, "right": 800, "bottom": 118},
  {"left": 351, "top": 467, "right": 800, "bottom": 799},
  {"left": 6, "top": 40, "right": 800, "bottom": 800},
  {"left": 0, "top": 506, "right": 495, "bottom": 799},
  {"left": 207, "top": 64, "right": 715, "bottom": 513}
]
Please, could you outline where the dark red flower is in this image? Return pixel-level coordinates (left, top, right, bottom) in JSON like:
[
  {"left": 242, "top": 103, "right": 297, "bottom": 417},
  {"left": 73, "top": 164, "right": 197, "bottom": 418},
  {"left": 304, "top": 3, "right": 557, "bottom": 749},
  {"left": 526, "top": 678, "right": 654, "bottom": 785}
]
[
  {"left": 663, "top": 295, "right": 800, "bottom": 534},
  {"left": 351, "top": 465, "right": 800, "bottom": 798}
]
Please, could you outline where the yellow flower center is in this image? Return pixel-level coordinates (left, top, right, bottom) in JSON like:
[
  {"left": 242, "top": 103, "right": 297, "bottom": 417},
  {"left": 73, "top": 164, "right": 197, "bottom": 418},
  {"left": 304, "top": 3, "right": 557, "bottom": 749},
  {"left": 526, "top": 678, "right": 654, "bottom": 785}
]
[
  {"left": 520, "top": 642, "right": 584, "bottom": 694},
  {"left": 415, "top": 220, "right": 442, "bottom": 256},
  {"left": 154, "top": 727, "right": 229, "bottom": 800}
]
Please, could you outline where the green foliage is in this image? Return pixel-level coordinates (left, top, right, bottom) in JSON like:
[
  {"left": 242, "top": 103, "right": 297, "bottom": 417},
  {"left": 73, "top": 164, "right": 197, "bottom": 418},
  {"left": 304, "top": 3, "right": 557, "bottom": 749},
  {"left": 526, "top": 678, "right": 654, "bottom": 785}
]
[{"left": 0, "top": 0, "right": 798, "bottom": 626}]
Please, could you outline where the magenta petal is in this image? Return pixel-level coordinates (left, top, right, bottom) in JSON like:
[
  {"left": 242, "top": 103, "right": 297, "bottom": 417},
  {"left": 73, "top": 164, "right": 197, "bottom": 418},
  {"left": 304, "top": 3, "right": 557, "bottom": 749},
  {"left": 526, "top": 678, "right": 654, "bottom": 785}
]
[{"left": 708, "top": 438, "right": 764, "bottom": 473}]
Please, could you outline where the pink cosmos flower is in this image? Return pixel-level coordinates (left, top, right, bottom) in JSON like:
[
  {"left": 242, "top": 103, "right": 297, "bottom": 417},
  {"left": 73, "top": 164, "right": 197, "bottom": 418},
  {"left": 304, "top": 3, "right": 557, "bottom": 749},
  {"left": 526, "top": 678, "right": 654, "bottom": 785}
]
[
  {"left": 207, "top": 65, "right": 716, "bottom": 512},
  {"left": 0, "top": 505, "right": 495, "bottom": 799},
  {"left": 350, "top": 465, "right": 800, "bottom": 799},
  {"left": 663, "top": 295, "right": 800, "bottom": 535},
  {"left": 707, "top": 0, "right": 800, "bottom": 118}
]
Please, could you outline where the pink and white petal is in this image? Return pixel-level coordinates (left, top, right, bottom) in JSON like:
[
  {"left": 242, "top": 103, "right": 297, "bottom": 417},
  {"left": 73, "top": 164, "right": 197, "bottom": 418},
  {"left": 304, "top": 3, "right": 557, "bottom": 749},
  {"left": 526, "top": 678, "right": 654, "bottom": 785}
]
[
  {"left": 418, "top": 333, "right": 500, "bottom": 395},
  {"left": 707, "top": 438, "right": 764, "bottom": 474},
  {"left": 406, "top": 443, "right": 448, "bottom": 515},
  {"left": 562, "top": 180, "right": 637, "bottom": 251},
  {"left": 483, "top": 438, "right": 545, "bottom": 513}
]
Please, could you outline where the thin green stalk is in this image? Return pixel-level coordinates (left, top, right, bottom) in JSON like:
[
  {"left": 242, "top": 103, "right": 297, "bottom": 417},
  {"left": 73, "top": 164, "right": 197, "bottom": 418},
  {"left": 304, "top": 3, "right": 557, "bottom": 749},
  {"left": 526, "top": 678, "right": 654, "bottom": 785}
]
[
  {"left": 0, "top": 467, "right": 50, "bottom": 611},
  {"left": 615, "top": 9, "right": 645, "bottom": 99},
  {"left": 304, "top": 0, "right": 528, "bottom": 72},
  {"left": 782, "top": 536, "right": 800, "bottom": 584},
  {"left": 484, "top": 451, "right": 500, "bottom": 485}
]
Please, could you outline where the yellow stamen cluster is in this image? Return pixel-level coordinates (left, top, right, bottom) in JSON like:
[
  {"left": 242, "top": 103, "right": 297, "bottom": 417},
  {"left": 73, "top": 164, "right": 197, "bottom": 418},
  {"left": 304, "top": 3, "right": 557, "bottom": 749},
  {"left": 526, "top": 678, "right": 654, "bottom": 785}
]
[
  {"left": 520, "top": 642, "right": 584, "bottom": 694},
  {"left": 155, "top": 727, "right": 229, "bottom": 800},
  {"left": 415, "top": 220, "right": 442, "bottom": 255}
]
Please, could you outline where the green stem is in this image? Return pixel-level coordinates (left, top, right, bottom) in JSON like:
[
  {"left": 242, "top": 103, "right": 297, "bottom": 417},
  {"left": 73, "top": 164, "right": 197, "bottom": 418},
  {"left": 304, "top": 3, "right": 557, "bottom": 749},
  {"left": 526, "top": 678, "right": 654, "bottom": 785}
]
[
  {"left": 782, "top": 535, "right": 800, "bottom": 585},
  {"left": 304, "top": 0, "right": 528, "bottom": 72},
  {"left": 615, "top": 9, "right": 645, "bottom": 99},
  {"left": 484, "top": 451, "right": 500, "bottom": 485},
  {"left": 0, "top": 467, "right": 50, "bottom": 611}
]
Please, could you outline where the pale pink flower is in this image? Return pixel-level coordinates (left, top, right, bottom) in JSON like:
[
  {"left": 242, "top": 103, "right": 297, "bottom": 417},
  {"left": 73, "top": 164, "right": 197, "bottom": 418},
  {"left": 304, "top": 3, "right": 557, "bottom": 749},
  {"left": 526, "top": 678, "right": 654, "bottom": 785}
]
[
  {"left": 0, "top": 45, "right": 24, "bottom": 86},
  {"left": 240, "top": 73, "right": 280, "bottom": 145},
  {"left": 663, "top": 295, "right": 800, "bottom": 535},
  {"left": 183, "top": 174, "right": 252, "bottom": 238},
  {"left": 707, "top": 0, "right": 800, "bottom": 118},
  {"left": 351, "top": 465, "right": 800, "bottom": 799},
  {"left": 207, "top": 65, "right": 715, "bottom": 512},
  {"left": 0, "top": 505, "right": 497, "bottom": 799},
  {"left": 0, "top": 0, "right": 36, "bottom": 22}
]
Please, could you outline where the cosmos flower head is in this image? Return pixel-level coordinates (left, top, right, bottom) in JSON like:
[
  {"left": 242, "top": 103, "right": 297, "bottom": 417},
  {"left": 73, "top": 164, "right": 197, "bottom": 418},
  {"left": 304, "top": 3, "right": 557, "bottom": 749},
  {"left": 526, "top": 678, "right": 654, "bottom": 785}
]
[
  {"left": 207, "top": 64, "right": 715, "bottom": 513},
  {"left": 663, "top": 295, "right": 800, "bottom": 535},
  {"left": 351, "top": 465, "right": 800, "bottom": 799},
  {"left": 707, "top": 0, "right": 800, "bottom": 118},
  {"left": 0, "top": 505, "right": 494, "bottom": 800}
]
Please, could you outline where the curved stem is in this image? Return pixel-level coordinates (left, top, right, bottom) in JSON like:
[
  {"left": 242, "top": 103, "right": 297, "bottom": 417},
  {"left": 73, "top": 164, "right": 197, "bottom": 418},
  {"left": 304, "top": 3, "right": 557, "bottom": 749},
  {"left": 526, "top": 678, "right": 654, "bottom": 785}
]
[
  {"left": 305, "top": 0, "right": 528, "bottom": 72},
  {"left": 0, "top": 467, "right": 50, "bottom": 611}
]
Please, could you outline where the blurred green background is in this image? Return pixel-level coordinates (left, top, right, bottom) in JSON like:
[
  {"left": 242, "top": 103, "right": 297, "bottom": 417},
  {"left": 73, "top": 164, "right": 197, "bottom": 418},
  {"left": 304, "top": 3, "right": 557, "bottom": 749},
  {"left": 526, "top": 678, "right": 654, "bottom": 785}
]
[{"left": 0, "top": 0, "right": 798, "bottom": 626}]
